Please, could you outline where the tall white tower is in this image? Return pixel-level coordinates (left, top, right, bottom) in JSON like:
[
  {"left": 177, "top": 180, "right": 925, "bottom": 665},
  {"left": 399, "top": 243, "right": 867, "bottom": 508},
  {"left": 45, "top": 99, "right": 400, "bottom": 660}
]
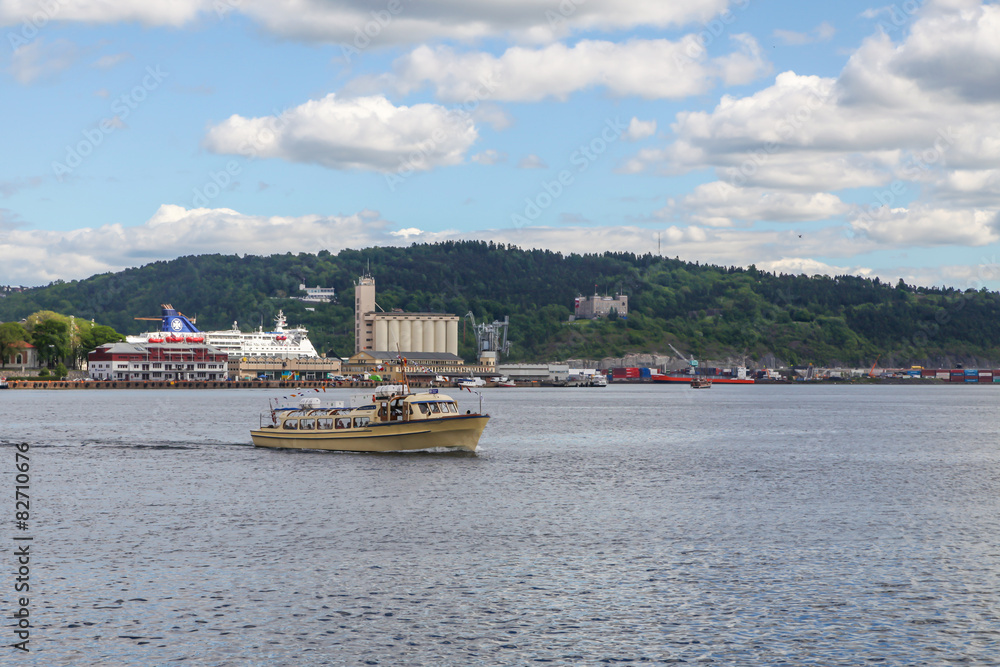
[{"left": 354, "top": 274, "right": 376, "bottom": 354}]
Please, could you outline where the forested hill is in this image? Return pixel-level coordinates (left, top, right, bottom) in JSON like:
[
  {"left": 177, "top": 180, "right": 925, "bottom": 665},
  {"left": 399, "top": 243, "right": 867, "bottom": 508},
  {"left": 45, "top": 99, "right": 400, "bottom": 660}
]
[{"left": 2, "top": 241, "right": 999, "bottom": 366}]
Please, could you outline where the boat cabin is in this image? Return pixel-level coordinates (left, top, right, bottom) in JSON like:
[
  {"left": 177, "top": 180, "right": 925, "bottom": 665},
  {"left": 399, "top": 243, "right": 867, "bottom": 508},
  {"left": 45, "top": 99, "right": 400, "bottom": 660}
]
[{"left": 269, "top": 392, "right": 464, "bottom": 431}]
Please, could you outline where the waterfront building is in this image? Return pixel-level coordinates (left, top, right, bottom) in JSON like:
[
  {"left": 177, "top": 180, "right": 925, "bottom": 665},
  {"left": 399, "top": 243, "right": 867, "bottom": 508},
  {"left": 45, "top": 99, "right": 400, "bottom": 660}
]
[
  {"left": 354, "top": 274, "right": 460, "bottom": 356},
  {"left": 2, "top": 340, "right": 38, "bottom": 368},
  {"left": 88, "top": 342, "right": 229, "bottom": 381}
]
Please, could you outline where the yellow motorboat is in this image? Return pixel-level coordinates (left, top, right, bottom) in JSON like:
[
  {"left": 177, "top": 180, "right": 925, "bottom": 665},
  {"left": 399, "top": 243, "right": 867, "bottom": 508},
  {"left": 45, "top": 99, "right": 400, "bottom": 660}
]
[{"left": 250, "top": 385, "right": 489, "bottom": 453}]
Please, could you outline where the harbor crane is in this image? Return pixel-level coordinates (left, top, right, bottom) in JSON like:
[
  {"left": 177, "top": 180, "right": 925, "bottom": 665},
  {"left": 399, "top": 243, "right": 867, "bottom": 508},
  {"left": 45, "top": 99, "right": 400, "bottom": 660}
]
[
  {"left": 668, "top": 342, "right": 699, "bottom": 375},
  {"left": 465, "top": 312, "right": 511, "bottom": 364}
]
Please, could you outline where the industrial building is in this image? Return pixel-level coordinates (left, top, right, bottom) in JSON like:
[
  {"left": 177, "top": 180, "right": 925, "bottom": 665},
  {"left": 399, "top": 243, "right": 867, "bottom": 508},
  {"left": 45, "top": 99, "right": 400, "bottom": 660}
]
[{"left": 353, "top": 273, "right": 460, "bottom": 356}]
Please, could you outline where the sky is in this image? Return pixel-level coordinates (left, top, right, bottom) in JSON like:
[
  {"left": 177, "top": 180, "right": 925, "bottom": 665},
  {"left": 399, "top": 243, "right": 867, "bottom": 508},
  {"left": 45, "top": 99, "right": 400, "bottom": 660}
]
[{"left": 2, "top": 0, "right": 1000, "bottom": 290}]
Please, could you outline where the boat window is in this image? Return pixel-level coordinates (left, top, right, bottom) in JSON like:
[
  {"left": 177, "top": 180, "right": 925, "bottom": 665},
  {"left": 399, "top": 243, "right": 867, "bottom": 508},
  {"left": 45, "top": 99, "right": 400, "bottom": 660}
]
[
  {"left": 445, "top": 402, "right": 457, "bottom": 413},
  {"left": 353, "top": 417, "right": 369, "bottom": 428},
  {"left": 418, "top": 403, "right": 430, "bottom": 415},
  {"left": 430, "top": 402, "right": 441, "bottom": 413},
  {"left": 283, "top": 419, "right": 298, "bottom": 430},
  {"left": 336, "top": 418, "right": 351, "bottom": 429},
  {"left": 300, "top": 419, "right": 316, "bottom": 430},
  {"left": 317, "top": 418, "right": 333, "bottom": 430}
]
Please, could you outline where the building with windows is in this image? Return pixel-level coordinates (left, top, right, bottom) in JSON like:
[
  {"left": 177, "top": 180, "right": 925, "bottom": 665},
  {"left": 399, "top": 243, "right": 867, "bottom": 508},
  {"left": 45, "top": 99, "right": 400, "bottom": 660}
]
[
  {"left": 574, "top": 292, "right": 628, "bottom": 319},
  {"left": 294, "top": 284, "right": 337, "bottom": 303},
  {"left": 2, "top": 340, "right": 37, "bottom": 368},
  {"left": 354, "top": 274, "right": 460, "bottom": 356},
  {"left": 88, "top": 342, "right": 228, "bottom": 381}
]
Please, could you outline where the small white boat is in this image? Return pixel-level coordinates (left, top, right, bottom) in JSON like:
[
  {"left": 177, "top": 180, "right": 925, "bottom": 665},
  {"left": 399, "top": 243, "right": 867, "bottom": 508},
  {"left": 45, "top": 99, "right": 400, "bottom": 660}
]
[{"left": 250, "top": 386, "right": 489, "bottom": 453}]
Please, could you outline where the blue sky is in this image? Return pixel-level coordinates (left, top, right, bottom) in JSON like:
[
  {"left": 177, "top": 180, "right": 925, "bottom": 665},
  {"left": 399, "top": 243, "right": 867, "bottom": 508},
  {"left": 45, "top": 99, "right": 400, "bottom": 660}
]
[{"left": 2, "top": 0, "right": 1000, "bottom": 290}]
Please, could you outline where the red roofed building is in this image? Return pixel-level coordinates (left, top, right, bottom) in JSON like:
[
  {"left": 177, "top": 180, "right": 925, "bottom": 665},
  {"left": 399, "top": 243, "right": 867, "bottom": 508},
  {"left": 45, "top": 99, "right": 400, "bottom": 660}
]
[
  {"left": 88, "top": 342, "right": 229, "bottom": 381},
  {"left": 3, "top": 340, "right": 37, "bottom": 368}
]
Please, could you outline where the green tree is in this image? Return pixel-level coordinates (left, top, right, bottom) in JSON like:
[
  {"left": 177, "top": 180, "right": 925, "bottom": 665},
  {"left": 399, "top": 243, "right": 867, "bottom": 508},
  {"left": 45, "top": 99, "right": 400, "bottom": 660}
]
[
  {"left": 0, "top": 322, "right": 29, "bottom": 368},
  {"left": 31, "top": 319, "right": 70, "bottom": 367},
  {"left": 77, "top": 324, "right": 124, "bottom": 366}
]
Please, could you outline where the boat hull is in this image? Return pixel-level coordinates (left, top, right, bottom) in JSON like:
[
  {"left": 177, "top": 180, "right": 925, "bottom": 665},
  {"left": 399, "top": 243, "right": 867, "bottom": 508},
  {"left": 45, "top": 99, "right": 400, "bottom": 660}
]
[
  {"left": 250, "top": 414, "right": 489, "bottom": 453},
  {"left": 651, "top": 375, "right": 755, "bottom": 384}
]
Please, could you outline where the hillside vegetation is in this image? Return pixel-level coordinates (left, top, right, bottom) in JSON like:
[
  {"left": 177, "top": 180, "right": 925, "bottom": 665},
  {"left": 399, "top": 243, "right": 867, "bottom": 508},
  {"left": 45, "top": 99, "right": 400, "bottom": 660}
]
[{"left": 2, "top": 242, "right": 999, "bottom": 367}]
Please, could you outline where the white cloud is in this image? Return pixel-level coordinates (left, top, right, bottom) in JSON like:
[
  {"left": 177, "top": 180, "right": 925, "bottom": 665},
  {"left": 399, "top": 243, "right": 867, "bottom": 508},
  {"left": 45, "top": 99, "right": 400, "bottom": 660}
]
[
  {"left": 757, "top": 257, "right": 865, "bottom": 277},
  {"left": 0, "top": 205, "right": 400, "bottom": 284},
  {"left": 680, "top": 182, "right": 849, "bottom": 226},
  {"left": 0, "top": 0, "right": 206, "bottom": 28},
  {"left": 370, "top": 37, "right": 769, "bottom": 103},
  {"left": 203, "top": 94, "right": 478, "bottom": 172},
  {"left": 92, "top": 52, "right": 133, "bottom": 69},
  {"left": 9, "top": 38, "right": 79, "bottom": 83},
  {"left": 238, "top": 0, "right": 731, "bottom": 45},
  {"left": 4, "top": 208, "right": 997, "bottom": 290},
  {"left": 773, "top": 21, "right": 835, "bottom": 46},
  {"left": 624, "top": 117, "right": 657, "bottom": 141},
  {"left": 850, "top": 205, "right": 1000, "bottom": 246},
  {"left": 517, "top": 154, "right": 547, "bottom": 169},
  {"left": 0, "top": 0, "right": 731, "bottom": 44},
  {"left": 471, "top": 149, "right": 506, "bottom": 165}
]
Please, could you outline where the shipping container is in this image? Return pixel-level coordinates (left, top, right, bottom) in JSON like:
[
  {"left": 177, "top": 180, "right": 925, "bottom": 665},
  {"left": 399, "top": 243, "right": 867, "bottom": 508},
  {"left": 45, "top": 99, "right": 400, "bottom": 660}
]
[
  {"left": 937, "top": 372, "right": 950, "bottom": 380},
  {"left": 965, "top": 368, "right": 979, "bottom": 375},
  {"left": 950, "top": 376, "right": 966, "bottom": 382},
  {"left": 640, "top": 367, "right": 652, "bottom": 378},
  {"left": 920, "top": 369, "right": 937, "bottom": 377},
  {"left": 979, "top": 371, "right": 993, "bottom": 377}
]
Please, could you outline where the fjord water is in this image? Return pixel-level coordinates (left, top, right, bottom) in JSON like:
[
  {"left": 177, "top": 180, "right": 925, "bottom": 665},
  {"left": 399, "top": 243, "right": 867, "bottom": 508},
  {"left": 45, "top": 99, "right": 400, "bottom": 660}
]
[{"left": 2, "top": 385, "right": 998, "bottom": 665}]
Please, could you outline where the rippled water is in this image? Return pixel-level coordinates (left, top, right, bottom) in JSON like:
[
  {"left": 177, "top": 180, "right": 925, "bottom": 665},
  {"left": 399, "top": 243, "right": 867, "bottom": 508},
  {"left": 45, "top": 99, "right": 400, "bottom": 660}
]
[{"left": 2, "top": 384, "right": 999, "bottom": 665}]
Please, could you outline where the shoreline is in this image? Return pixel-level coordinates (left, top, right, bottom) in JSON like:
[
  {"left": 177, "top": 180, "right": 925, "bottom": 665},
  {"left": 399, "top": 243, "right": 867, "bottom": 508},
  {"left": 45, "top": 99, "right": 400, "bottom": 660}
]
[{"left": 1, "top": 377, "right": 991, "bottom": 389}]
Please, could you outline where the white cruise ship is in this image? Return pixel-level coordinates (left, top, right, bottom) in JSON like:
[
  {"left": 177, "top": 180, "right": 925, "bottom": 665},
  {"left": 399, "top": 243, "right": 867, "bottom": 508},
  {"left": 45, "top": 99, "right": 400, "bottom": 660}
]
[{"left": 127, "top": 304, "right": 319, "bottom": 359}]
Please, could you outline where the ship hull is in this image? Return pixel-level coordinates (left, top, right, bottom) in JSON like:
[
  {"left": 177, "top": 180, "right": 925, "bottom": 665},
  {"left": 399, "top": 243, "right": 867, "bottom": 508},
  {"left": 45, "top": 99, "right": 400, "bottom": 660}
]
[
  {"left": 651, "top": 375, "right": 755, "bottom": 384},
  {"left": 250, "top": 414, "right": 489, "bottom": 452}
]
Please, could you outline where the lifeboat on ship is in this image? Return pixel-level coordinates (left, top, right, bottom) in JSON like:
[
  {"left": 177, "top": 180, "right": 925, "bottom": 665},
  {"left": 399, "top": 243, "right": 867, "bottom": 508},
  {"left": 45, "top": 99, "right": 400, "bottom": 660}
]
[
  {"left": 275, "top": 335, "right": 287, "bottom": 341},
  {"left": 186, "top": 336, "right": 204, "bottom": 343},
  {"left": 165, "top": 335, "right": 185, "bottom": 343},
  {"left": 148, "top": 337, "right": 164, "bottom": 343}
]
